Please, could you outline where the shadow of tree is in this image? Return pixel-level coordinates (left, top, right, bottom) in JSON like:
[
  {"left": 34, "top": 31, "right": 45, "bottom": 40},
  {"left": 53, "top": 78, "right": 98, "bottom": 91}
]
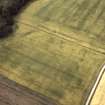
[{"left": 0, "top": 0, "right": 35, "bottom": 38}]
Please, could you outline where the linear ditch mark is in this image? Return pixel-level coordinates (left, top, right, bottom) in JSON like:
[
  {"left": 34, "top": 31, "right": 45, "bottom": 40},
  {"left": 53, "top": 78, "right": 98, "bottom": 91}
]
[{"left": 16, "top": 20, "right": 105, "bottom": 55}]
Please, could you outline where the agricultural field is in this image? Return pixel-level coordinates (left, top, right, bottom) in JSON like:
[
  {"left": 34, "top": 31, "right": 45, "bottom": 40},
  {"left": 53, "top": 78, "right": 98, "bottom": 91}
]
[{"left": 0, "top": 0, "right": 105, "bottom": 105}]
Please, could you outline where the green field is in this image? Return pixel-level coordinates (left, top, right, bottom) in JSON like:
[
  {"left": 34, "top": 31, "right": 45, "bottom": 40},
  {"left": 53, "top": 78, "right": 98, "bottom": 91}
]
[
  {"left": 0, "top": 0, "right": 105, "bottom": 105},
  {"left": 36, "top": 0, "right": 105, "bottom": 43}
]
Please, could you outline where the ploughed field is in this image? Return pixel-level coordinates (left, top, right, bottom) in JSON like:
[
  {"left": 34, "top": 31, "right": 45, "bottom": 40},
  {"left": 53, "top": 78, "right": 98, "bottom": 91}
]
[{"left": 0, "top": 75, "right": 58, "bottom": 105}]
